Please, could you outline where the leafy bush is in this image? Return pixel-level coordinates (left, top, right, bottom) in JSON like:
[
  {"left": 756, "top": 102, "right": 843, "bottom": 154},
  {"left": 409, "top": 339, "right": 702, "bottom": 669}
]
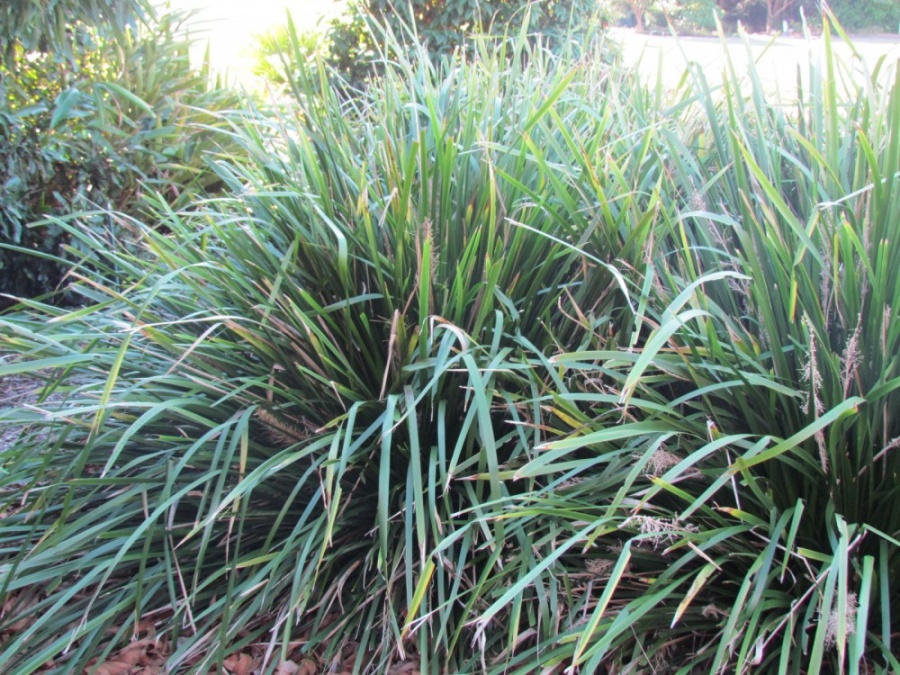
[
  {"left": 1, "top": 17, "right": 899, "bottom": 675},
  {"left": 252, "top": 22, "right": 329, "bottom": 85},
  {"left": 0, "top": 10, "right": 238, "bottom": 309},
  {"left": 508, "top": 24, "right": 900, "bottom": 670},
  {"left": 648, "top": 0, "right": 719, "bottom": 32},
  {"left": 823, "top": 0, "right": 900, "bottom": 32},
  {"left": 0, "top": 0, "right": 152, "bottom": 62},
  {"left": 320, "top": 0, "right": 602, "bottom": 85}
]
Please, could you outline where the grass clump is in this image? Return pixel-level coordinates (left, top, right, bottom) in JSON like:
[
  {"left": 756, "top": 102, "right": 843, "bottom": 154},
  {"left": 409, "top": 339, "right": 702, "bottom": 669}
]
[
  {"left": 0, "top": 27, "right": 641, "bottom": 673},
  {"left": 1, "top": 16, "right": 899, "bottom": 675},
  {"left": 514, "top": 22, "right": 900, "bottom": 672}
]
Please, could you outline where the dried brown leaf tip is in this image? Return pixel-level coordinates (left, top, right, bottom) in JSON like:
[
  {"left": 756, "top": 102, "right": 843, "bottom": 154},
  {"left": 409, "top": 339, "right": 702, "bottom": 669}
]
[
  {"left": 555, "top": 476, "right": 586, "bottom": 490},
  {"left": 701, "top": 604, "right": 729, "bottom": 619}
]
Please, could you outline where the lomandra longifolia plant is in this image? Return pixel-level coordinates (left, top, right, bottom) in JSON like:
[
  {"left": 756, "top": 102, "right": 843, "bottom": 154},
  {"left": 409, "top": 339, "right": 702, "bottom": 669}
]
[
  {"left": 1, "top": 13, "right": 898, "bottom": 674},
  {"left": 0, "top": 22, "right": 648, "bottom": 673},
  {"left": 495, "top": 19, "right": 900, "bottom": 673}
]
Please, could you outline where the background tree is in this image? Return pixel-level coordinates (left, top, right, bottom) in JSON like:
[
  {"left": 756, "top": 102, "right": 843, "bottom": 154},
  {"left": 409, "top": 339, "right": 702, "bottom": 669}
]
[
  {"left": 620, "top": 0, "right": 655, "bottom": 31},
  {"left": 764, "top": 0, "right": 802, "bottom": 29},
  {"left": 716, "top": 0, "right": 900, "bottom": 33},
  {"left": 714, "top": 0, "right": 769, "bottom": 31},
  {"left": 641, "top": 0, "right": 719, "bottom": 33},
  {"left": 822, "top": 0, "right": 900, "bottom": 31}
]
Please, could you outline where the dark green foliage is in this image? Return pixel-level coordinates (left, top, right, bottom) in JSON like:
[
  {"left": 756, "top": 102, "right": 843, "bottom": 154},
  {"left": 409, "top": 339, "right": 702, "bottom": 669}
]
[
  {"left": 647, "top": 0, "right": 719, "bottom": 32},
  {"left": 0, "top": 11, "right": 238, "bottom": 309},
  {"left": 714, "top": 0, "right": 774, "bottom": 31},
  {"left": 602, "top": 0, "right": 900, "bottom": 34},
  {"left": 724, "top": 0, "right": 900, "bottom": 33},
  {"left": 0, "top": 29, "right": 659, "bottom": 672},
  {"left": 324, "top": 0, "right": 600, "bottom": 85},
  {"left": 362, "top": 0, "right": 596, "bottom": 51},
  {"left": 823, "top": 0, "right": 900, "bottom": 31},
  {"left": 0, "top": 0, "right": 153, "bottom": 64}
]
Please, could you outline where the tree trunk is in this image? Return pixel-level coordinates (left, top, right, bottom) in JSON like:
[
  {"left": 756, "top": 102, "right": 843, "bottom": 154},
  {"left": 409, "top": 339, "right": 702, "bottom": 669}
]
[
  {"left": 632, "top": 3, "right": 646, "bottom": 32},
  {"left": 767, "top": 0, "right": 797, "bottom": 32}
]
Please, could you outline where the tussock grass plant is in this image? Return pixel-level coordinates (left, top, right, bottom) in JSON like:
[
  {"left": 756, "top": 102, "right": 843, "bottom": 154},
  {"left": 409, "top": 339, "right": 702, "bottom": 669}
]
[
  {"left": 1, "top": 17, "right": 899, "bottom": 674},
  {"left": 504, "top": 22, "right": 900, "bottom": 673},
  {"left": 0, "top": 27, "right": 650, "bottom": 673}
]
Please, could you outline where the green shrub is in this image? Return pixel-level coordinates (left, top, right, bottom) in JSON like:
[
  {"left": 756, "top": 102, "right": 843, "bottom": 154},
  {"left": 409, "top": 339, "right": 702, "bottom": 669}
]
[
  {"left": 0, "top": 0, "right": 153, "bottom": 63},
  {"left": 319, "top": 0, "right": 602, "bottom": 86},
  {"left": 0, "top": 10, "right": 238, "bottom": 309},
  {"left": 648, "top": 0, "right": 719, "bottom": 32},
  {"left": 822, "top": 0, "right": 900, "bottom": 32}
]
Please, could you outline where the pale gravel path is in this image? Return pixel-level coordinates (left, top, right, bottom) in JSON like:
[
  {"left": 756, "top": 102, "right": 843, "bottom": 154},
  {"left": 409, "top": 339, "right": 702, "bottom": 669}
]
[
  {"left": 0, "top": 369, "right": 41, "bottom": 452},
  {"left": 610, "top": 27, "right": 900, "bottom": 96},
  {"left": 0, "top": 353, "right": 58, "bottom": 453}
]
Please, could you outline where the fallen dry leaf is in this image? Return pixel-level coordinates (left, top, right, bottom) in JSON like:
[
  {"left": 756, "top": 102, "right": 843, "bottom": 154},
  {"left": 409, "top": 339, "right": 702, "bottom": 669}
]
[
  {"left": 273, "top": 660, "right": 299, "bottom": 675},
  {"left": 1, "top": 589, "right": 40, "bottom": 634},
  {"left": 85, "top": 637, "right": 166, "bottom": 675},
  {"left": 223, "top": 652, "right": 254, "bottom": 675},
  {"left": 388, "top": 660, "right": 420, "bottom": 675},
  {"left": 131, "top": 619, "right": 157, "bottom": 639},
  {"left": 93, "top": 661, "right": 137, "bottom": 675},
  {"left": 274, "top": 657, "right": 319, "bottom": 675},
  {"left": 113, "top": 639, "right": 156, "bottom": 666}
]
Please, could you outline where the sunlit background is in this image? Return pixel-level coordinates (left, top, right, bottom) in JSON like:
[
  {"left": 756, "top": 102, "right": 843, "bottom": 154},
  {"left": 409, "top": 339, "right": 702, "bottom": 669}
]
[
  {"left": 162, "top": 0, "right": 347, "bottom": 82},
  {"left": 159, "top": 0, "right": 900, "bottom": 93}
]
